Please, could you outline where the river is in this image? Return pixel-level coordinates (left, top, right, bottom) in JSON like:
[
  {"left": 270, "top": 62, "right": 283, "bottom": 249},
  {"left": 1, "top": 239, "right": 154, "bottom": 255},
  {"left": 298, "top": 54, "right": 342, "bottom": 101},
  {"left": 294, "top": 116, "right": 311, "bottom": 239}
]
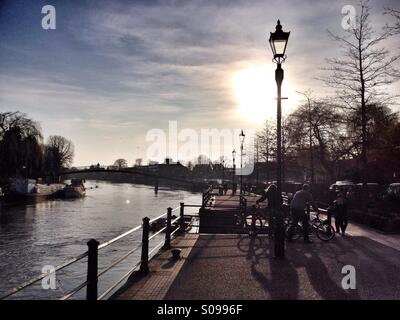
[{"left": 0, "top": 181, "right": 201, "bottom": 300}]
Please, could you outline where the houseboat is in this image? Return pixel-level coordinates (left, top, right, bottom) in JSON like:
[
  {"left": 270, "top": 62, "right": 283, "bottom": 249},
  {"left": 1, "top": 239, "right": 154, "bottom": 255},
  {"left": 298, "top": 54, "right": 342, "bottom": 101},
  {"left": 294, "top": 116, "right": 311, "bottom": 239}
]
[
  {"left": 63, "top": 179, "right": 86, "bottom": 198},
  {"left": 5, "top": 178, "right": 65, "bottom": 200}
]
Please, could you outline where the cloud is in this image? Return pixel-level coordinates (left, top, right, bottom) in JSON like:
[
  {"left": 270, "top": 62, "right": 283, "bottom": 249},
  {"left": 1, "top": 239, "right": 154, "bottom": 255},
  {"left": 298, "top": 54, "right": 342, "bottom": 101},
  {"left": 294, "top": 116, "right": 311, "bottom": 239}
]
[{"left": 1, "top": 0, "right": 399, "bottom": 165}]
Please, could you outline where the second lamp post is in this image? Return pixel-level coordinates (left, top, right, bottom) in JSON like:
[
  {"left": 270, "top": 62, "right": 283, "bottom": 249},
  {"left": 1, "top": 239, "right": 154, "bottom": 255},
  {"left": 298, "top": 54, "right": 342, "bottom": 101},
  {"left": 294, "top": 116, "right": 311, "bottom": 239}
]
[
  {"left": 269, "top": 19, "right": 290, "bottom": 259},
  {"left": 239, "top": 130, "right": 245, "bottom": 195}
]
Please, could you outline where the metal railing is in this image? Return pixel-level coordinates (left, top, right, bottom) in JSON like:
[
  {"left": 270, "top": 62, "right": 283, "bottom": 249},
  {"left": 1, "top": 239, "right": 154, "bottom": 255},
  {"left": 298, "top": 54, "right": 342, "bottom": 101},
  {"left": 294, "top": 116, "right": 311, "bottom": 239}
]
[
  {"left": 0, "top": 202, "right": 195, "bottom": 301},
  {"left": 201, "top": 186, "right": 213, "bottom": 208}
]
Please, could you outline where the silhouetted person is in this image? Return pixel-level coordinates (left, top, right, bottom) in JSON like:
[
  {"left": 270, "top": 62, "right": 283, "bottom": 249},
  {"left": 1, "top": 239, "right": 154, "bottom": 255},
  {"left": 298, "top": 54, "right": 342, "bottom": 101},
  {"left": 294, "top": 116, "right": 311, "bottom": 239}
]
[
  {"left": 329, "top": 191, "right": 348, "bottom": 236},
  {"left": 232, "top": 182, "right": 237, "bottom": 195},
  {"left": 288, "top": 184, "right": 317, "bottom": 243},
  {"left": 256, "top": 184, "right": 282, "bottom": 237}
]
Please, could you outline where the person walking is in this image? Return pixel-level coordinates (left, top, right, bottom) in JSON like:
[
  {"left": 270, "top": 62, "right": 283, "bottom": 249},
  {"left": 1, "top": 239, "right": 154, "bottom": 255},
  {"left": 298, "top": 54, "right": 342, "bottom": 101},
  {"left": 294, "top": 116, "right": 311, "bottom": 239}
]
[
  {"left": 288, "top": 184, "right": 318, "bottom": 243},
  {"left": 330, "top": 191, "right": 348, "bottom": 236},
  {"left": 232, "top": 182, "right": 237, "bottom": 195}
]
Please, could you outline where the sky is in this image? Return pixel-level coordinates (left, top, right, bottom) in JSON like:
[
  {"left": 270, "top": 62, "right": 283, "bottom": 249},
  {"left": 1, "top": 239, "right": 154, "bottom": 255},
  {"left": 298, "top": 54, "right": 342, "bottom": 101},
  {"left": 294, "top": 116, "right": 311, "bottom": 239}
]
[{"left": 1, "top": 0, "right": 399, "bottom": 166}]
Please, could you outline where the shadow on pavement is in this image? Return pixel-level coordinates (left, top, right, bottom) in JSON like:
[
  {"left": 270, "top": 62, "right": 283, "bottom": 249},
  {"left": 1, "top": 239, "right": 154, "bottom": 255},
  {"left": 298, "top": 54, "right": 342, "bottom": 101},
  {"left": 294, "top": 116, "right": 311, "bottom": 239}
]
[{"left": 165, "top": 233, "right": 400, "bottom": 300}]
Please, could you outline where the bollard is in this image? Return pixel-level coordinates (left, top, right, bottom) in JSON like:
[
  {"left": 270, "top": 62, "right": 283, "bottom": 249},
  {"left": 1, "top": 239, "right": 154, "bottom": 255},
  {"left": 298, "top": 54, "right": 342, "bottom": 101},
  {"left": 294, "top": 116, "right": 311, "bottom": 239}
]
[
  {"left": 139, "top": 217, "right": 150, "bottom": 275},
  {"left": 86, "top": 238, "right": 99, "bottom": 300},
  {"left": 171, "top": 248, "right": 182, "bottom": 260},
  {"left": 179, "top": 202, "right": 185, "bottom": 233},
  {"left": 163, "top": 207, "right": 172, "bottom": 250}
]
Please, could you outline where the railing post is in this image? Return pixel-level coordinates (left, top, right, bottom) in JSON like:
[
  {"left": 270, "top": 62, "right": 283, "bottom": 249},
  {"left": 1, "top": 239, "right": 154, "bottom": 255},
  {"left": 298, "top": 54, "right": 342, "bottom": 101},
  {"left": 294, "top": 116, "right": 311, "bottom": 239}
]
[
  {"left": 139, "top": 217, "right": 150, "bottom": 275},
  {"left": 163, "top": 207, "right": 172, "bottom": 249},
  {"left": 86, "top": 238, "right": 99, "bottom": 300},
  {"left": 179, "top": 202, "right": 185, "bottom": 232}
]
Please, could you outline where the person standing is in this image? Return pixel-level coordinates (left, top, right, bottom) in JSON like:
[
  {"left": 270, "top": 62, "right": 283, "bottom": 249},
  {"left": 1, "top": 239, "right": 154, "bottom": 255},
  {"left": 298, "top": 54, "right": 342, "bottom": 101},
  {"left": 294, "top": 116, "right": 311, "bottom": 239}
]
[
  {"left": 288, "top": 184, "right": 317, "bottom": 243},
  {"left": 331, "top": 191, "right": 348, "bottom": 236}
]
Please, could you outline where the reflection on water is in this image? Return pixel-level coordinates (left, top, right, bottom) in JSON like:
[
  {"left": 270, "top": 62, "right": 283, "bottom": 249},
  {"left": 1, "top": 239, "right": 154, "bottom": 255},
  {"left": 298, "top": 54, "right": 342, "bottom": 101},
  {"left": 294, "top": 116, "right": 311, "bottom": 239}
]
[{"left": 0, "top": 181, "right": 200, "bottom": 299}]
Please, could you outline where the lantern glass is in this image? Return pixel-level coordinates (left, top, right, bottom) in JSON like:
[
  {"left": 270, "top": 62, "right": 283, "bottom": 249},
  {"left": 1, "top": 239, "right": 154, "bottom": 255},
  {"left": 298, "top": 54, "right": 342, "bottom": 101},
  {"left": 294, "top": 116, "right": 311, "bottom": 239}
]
[{"left": 272, "top": 39, "right": 287, "bottom": 56}]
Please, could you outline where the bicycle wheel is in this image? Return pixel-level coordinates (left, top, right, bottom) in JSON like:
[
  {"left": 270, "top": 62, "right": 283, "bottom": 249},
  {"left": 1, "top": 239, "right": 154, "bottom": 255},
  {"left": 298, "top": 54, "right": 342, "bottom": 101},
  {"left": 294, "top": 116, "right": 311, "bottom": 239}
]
[
  {"left": 245, "top": 214, "right": 263, "bottom": 236},
  {"left": 285, "top": 223, "right": 302, "bottom": 240},
  {"left": 316, "top": 224, "right": 335, "bottom": 241}
]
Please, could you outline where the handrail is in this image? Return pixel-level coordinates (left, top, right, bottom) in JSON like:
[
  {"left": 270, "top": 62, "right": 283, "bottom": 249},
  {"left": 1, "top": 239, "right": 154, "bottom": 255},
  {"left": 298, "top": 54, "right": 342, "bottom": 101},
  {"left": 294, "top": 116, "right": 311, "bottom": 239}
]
[
  {"left": 149, "top": 212, "right": 167, "bottom": 224},
  {"left": 148, "top": 240, "right": 165, "bottom": 257},
  {"left": 60, "top": 281, "right": 88, "bottom": 300},
  {"left": 98, "top": 225, "right": 142, "bottom": 250},
  {"left": 148, "top": 226, "right": 167, "bottom": 240},
  {"left": 148, "top": 205, "right": 180, "bottom": 224},
  {"left": 98, "top": 206, "right": 185, "bottom": 299},
  {"left": 170, "top": 225, "right": 181, "bottom": 237},
  {"left": 97, "top": 260, "right": 142, "bottom": 300},
  {"left": 97, "top": 246, "right": 142, "bottom": 279}
]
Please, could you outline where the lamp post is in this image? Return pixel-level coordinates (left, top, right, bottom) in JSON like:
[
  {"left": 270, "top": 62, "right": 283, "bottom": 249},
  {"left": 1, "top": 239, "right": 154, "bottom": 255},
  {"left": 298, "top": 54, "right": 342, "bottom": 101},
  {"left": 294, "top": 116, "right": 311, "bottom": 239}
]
[
  {"left": 239, "top": 130, "right": 245, "bottom": 195},
  {"left": 232, "top": 149, "right": 236, "bottom": 194},
  {"left": 221, "top": 159, "right": 225, "bottom": 183},
  {"left": 269, "top": 19, "right": 290, "bottom": 259}
]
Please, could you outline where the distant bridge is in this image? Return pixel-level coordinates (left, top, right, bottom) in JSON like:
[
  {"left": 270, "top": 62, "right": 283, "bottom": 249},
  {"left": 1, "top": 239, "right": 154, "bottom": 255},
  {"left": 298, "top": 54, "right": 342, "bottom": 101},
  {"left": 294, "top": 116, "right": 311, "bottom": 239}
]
[{"left": 58, "top": 166, "right": 197, "bottom": 186}]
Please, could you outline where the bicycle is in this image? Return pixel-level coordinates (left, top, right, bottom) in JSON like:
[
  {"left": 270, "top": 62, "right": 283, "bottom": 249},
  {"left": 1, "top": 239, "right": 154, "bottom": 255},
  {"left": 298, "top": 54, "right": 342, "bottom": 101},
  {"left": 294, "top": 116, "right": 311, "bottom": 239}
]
[
  {"left": 285, "top": 210, "right": 335, "bottom": 241},
  {"left": 235, "top": 204, "right": 269, "bottom": 237}
]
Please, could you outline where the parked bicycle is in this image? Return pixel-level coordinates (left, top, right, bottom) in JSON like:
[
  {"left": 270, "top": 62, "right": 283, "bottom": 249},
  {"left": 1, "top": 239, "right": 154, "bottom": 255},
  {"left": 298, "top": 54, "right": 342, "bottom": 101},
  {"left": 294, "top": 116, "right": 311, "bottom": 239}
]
[
  {"left": 285, "top": 210, "right": 335, "bottom": 241},
  {"left": 235, "top": 204, "right": 269, "bottom": 237}
]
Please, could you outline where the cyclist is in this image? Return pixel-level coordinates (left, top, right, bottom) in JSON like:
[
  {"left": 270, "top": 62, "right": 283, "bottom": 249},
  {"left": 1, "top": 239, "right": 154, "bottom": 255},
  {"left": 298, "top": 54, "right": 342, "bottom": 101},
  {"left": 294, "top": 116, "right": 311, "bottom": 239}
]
[
  {"left": 288, "top": 184, "right": 318, "bottom": 243},
  {"left": 256, "top": 184, "right": 282, "bottom": 236}
]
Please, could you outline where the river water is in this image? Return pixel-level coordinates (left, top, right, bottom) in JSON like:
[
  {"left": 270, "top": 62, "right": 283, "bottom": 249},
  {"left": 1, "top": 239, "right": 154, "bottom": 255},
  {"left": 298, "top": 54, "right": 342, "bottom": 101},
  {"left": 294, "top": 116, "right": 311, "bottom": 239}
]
[{"left": 0, "top": 181, "right": 200, "bottom": 300}]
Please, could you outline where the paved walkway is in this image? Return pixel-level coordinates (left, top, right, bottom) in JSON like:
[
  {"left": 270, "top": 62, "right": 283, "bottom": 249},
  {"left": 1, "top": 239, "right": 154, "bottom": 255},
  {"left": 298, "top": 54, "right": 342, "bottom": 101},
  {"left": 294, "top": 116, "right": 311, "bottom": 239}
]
[
  {"left": 164, "top": 225, "right": 400, "bottom": 300},
  {"left": 114, "top": 217, "right": 400, "bottom": 300},
  {"left": 210, "top": 191, "right": 266, "bottom": 211},
  {"left": 114, "top": 234, "right": 199, "bottom": 300}
]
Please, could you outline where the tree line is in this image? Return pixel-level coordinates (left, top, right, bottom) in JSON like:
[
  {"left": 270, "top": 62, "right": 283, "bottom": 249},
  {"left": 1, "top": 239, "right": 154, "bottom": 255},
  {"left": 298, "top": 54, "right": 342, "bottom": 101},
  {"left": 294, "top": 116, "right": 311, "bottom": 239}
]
[{"left": 0, "top": 111, "right": 74, "bottom": 182}]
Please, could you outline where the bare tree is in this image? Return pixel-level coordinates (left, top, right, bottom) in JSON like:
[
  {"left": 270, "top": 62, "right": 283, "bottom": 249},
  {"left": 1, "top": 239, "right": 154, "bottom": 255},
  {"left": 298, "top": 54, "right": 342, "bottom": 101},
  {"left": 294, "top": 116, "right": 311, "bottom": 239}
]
[
  {"left": 256, "top": 119, "right": 276, "bottom": 163},
  {"left": 256, "top": 119, "right": 276, "bottom": 182},
  {"left": 114, "top": 158, "right": 128, "bottom": 169},
  {"left": 0, "top": 111, "right": 42, "bottom": 140},
  {"left": 45, "top": 135, "right": 74, "bottom": 173},
  {"left": 286, "top": 99, "right": 351, "bottom": 181},
  {"left": 320, "top": 0, "right": 400, "bottom": 195},
  {"left": 384, "top": 8, "right": 400, "bottom": 35},
  {"left": 0, "top": 111, "right": 43, "bottom": 177}
]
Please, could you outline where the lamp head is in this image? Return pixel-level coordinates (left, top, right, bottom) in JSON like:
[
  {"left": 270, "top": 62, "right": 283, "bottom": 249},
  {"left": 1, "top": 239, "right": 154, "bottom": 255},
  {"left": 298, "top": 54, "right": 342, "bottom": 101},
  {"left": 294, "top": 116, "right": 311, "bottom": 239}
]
[{"left": 269, "top": 19, "right": 290, "bottom": 63}]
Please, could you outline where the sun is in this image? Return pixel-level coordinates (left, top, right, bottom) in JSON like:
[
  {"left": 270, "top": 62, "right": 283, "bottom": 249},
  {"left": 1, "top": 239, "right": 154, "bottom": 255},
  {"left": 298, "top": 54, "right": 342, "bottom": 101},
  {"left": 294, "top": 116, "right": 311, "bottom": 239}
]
[{"left": 233, "top": 65, "right": 296, "bottom": 123}]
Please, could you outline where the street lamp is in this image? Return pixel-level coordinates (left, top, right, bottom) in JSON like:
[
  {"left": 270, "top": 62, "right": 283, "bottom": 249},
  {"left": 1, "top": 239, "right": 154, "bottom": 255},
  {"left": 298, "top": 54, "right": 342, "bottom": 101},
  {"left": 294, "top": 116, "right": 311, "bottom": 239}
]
[
  {"left": 232, "top": 149, "right": 237, "bottom": 194},
  {"left": 269, "top": 19, "right": 290, "bottom": 259},
  {"left": 239, "top": 130, "right": 245, "bottom": 195},
  {"left": 221, "top": 159, "right": 225, "bottom": 183}
]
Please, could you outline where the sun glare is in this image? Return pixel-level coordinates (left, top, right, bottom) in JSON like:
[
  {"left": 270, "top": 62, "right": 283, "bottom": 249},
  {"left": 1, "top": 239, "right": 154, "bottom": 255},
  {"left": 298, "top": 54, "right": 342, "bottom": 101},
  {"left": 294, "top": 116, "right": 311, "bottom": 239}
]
[{"left": 233, "top": 65, "right": 297, "bottom": 123}]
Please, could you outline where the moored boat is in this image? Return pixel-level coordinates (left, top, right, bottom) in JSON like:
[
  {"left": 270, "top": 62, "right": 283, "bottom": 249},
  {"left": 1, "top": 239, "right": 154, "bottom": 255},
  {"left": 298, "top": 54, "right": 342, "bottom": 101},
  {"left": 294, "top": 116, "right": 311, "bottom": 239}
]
[
  {"left": 5, "top": 178, "right": 65, "bottom": 201},
  {"left": 63, "top": 179, "right": 86, "bottom": 198}
]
